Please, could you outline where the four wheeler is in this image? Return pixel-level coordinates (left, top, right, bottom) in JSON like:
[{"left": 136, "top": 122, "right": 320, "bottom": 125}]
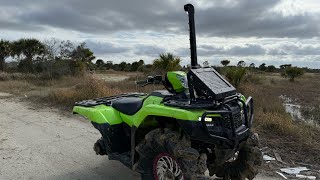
[{"left": 73, "top": 4, "right": 262, "bottom": 180}]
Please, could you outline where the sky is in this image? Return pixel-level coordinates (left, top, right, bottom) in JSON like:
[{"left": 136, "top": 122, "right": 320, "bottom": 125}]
[{"left": 1, "top": 0, "right": 320, "bottom": 68}]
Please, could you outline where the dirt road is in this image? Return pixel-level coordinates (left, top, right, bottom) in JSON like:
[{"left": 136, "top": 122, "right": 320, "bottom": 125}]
[{"left": 0, "top": 93, "right": 279, "bottom": 180}]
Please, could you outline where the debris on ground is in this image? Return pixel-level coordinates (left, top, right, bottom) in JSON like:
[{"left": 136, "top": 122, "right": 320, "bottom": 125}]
[
  {"left": 273, "top": 151, "right": 286, "bottom": 164},
  {"left": 263, "top": 155, "right": 276, "bottom": 161},
  {"left": 296, "top": 174, "right": 316, "bottom": 180},
  {"left": 260, "top": 147, "right": 319, "bottom": 180},
  {"left": 280, "top": 167, "right": 309, "bottom": 175},
  {"left": 276, "top": 171, "right": 288, "bottom": 179}
]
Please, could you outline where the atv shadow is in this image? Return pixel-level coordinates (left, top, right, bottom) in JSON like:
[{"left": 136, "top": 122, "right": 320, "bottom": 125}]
[{"left": 45, "top": 159, "right": 140, "bottom": 180}]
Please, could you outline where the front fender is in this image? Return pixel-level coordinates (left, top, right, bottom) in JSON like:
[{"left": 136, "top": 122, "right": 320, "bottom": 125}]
[
  {"left": 73, "top": 105, "right": 122, "bottom": 125},
  {"left": 120, "top": 103, "right": 205, "bottom": 127}
]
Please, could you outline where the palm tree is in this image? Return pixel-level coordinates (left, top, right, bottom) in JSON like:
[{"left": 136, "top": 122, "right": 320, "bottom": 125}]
[
  {"left": 249, "top": 63, "right": 255, "bottom": 69},
  {"left": 221, "top": 60, "right": 230, "bottom": 66},
  {"left": 68, "top": 42, "right": 96, "bottom": 74},
  {"left": 153, "top": 53, "right": 181, "bottom": 73},
  {"left": 70, "top": 42, "right": 95, "bottom": 63},
  {"left": 12, "top": 38, "right": 46, "bottom": 72},
  {"left": 237, "top": 60, "right": 246, "bottom": 67},
  {"left": 0, "top": 39, "right": 11, "bottom": 71}
]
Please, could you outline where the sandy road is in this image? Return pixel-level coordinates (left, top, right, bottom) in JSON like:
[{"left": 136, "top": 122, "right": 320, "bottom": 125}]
[
  {"left": 0, "top": 93, "right": 140, "bottom": 180},
  {"left": 0, "top": 93, "right": 279, "bottom": 180}
]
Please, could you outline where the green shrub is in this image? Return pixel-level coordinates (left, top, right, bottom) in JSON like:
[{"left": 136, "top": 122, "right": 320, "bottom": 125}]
[
  {"left": 225, "top": 67, "right": 246, "bottom": 88},
  {"left": 282, "top": 67, "right": 304, "bottom": 81}
]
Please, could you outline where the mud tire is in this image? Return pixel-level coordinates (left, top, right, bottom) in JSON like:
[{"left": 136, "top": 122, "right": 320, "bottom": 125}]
[
  {"left": 136, "top": 128, "right": 208, "bottom": 180},
  {"left": 208, "top": 133, "right": 263, "bottom": 180}
]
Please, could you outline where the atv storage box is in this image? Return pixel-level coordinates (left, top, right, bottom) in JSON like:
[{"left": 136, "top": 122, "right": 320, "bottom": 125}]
[{"left": 188, "top": 67, "right": 236, "bottom": 101}]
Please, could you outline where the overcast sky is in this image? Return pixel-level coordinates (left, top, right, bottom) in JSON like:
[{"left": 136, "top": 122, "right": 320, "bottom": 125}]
[{"left": 1, "top": 0, "right": 320, "bottom": 68}]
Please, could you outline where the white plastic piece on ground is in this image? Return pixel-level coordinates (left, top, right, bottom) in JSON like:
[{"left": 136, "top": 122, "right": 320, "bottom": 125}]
[
  {"left": 0, "top": 92, "right": 13, "bottom": 97},
  {"left": 276, "top": 171, "right": 288, "bottom": 179},
  {"left": 296, "top": 174, "right": 316, "bottom": 180},
  {"left": 274, "top": 151, "right": 285, "bottom": 164},
  {"left": 280, "top": 167, "right": 309, "bottom": 175},
  {"left": 263, "top": 155, "right": 276, "bottom": 161}
]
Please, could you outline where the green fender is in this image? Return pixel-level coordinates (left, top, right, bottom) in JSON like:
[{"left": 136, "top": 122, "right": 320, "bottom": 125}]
[
  {"left": 73, "top": 105, "right": 122, "bottom": 125},
  {"left": 72, "top": 94, "right": 243, "bottom": 127},
  {"left": 120, "top": 96, "right": 209, "bottom": 127}
]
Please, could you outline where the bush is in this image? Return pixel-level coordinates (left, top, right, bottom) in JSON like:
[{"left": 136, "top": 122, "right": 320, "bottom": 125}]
[
  {"left": 225, "top": 67, "right": 246, "bottom": 88},
  {"left": 0, "top": 72, "right": 39, "bottom": 81},
  {"left": 49, "top": 75, "right": 123, "bottom": 107},
  {"left": 282, "top": 67, "right": 304, "bottom": 81},
  {"left": 243, "top": 71, "right": 262, "bottom": 84},
  {"left": 152, "top": 53, "right": 181, "bottom": 74}
]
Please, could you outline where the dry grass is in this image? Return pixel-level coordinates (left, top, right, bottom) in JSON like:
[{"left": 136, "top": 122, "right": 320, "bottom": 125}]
[
  {"left": 0, "top": 80, "right": 36, "bottom": 95},
  {"left": 240, "top": 73, "right": 320, "bottom": 165},
  {"left": 49, "top": 75, "right": 125, "bottom": 107},
  {"left": 48, "top": 74, "right": 163, "bottom": 108},
  {"left": 0, "top": 72, "right": 39, "bottom": 81}
]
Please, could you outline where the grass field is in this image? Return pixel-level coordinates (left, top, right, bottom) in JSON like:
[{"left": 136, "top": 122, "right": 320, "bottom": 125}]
[
  {"left": 240, "top": 72, "right": 320, "bottom": 165},
  {"left": 0, "top": 71, "right": 319, "bottom": 166}
]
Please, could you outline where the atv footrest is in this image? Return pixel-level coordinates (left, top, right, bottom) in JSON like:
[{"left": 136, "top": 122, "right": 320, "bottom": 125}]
[{"left": 108, "top": 152, "right": 132, "bottom": 168}]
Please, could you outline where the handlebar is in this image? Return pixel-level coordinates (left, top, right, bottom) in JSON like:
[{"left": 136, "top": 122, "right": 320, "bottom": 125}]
[
  {"left": 136, "top": 80, "right": 148, "bottom": 85},
  {"left": 135, "top": 75, "right": 163, "bottom": 87}
]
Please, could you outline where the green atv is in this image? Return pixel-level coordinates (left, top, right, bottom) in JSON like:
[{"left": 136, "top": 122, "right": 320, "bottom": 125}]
[{"left": 73, "top": 4, "right": 262, "bottom": 180}]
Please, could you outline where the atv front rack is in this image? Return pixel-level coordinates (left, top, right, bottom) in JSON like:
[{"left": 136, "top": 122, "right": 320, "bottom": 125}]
[
  {"left": 74, "top": 93, "right": 146, "bottom": 107},
  {"left": 200, "top": 96, "right": 254, "bottom": 147}
]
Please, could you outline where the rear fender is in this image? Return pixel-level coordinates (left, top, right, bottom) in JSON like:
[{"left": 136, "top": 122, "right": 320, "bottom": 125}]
[{"left": 73, "top": 105, "right": 122, "bottom": 125}]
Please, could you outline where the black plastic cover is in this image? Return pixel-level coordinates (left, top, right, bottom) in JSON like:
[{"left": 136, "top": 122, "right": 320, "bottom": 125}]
[
  {"left": 188, "top": 68, "right": 236, "bottom": 100},
  {"left": 111, "top": 97, "right": 144, "bottom": 115},
  {"left": 74, "top": 93, "right": 145, "bottom": 107}
]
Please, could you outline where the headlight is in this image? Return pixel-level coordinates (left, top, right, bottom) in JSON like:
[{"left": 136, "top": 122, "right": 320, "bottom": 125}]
[
  {"left": 240, "top": 109, "right": 245, "bottom": 121},
  {"left": 198, "top": 117, "right": 213, "bottom": 122}
]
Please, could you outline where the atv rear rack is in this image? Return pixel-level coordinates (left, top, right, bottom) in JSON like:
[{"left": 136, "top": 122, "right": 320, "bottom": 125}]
[
  {"left": 200, "top": 96, "right": 254, "bottom": 147},
  {"left": 74, "top": 93, "right": 146, "bottom": 107}
]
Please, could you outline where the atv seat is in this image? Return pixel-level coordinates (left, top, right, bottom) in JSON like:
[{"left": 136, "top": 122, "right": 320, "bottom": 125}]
[{"left": 112, "top": 97, "right": 144, "bottom": 115}]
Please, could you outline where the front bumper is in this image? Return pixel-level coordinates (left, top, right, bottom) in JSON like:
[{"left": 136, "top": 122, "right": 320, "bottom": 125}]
[{"left": 178, "top": 96, "right": 254, "bottom": 148}]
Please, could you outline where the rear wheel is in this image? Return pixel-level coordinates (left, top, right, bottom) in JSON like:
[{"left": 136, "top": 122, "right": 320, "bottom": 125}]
[{"left": 136, "top": 128, "right": 208, "bottom": 180}]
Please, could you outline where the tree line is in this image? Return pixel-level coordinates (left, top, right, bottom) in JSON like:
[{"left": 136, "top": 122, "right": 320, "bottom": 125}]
[
  {"left": 0, "top": 38, "right": 184, "bottom": 78},
  {"left": 0, "top": 38, "right": 97, "bottom": 77},
  {"left": 217, "top": 59, "right": 305, "bottom": 82},
  {"left": 0, "top": 38, "right": 317, "bottom": 82},
  {"left": 0, "top": 38, "right": 182, "bottom": 78}
]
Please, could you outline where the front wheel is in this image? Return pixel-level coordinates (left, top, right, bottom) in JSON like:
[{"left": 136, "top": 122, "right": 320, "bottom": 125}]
[
  {"left": 153, "top": 153, "right": 184, "bottom": 179},
  {"left": 208, "top": 133, "right": 263, "bottom": 180},
  {"left": 136, "top": 128, "right": 207, "bottom": 180}
]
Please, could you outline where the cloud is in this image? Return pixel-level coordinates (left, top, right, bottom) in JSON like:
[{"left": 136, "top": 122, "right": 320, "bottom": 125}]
[
  {"left": 0, "top": 19, "right": 45, "bottom": 32},
  {"left": 178, "top": 42, "right": 320, "bottom": 58},
  {"left": 266, "top": 43, "right": 320, "bottom": 55},
  {"left": 186, "top": 44, "right": 266, "bottom": 57},
  {"left": 279, "top": 44, "right": 320, "bottom": 55},
  {"left": 0, "top": 0, "right": 319, "bottom": 38},
  {"left": 196, "top": 0, "right": 320, "bottom": 38},
  {"left": 84, "top": 40, "right": 130, "bottom": 55},
  {"left": 1, "top": 0, "right": 320, "bottom": 68},
  {"left": 229, "top": 44, "right": 266, "bottom": 56},
  {"left": 133, "top": 44, "right": 166, "bottom": 56}
]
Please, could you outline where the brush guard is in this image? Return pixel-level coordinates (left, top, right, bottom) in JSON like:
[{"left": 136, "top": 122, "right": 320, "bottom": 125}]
[{"left": 200, "top": 96, "right": 254, "bottom": 147}]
